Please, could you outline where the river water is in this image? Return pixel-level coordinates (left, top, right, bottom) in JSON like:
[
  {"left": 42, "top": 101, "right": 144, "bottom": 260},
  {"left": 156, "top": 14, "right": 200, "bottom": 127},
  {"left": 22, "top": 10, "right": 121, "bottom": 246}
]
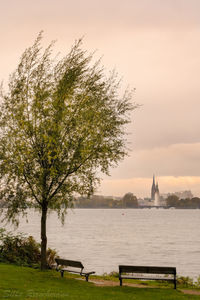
[{"left": 2, "top": 209, "right": 200, "bottom": 279}]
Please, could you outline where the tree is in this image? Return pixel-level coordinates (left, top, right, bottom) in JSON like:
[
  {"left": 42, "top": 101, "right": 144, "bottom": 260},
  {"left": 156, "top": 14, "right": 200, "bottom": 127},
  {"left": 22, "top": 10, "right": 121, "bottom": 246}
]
[
  {"left": 191, "top": 197, "right": 200, "bottom": 208},
  {"left": 122, "top": 192, "right": 138, "bottom": 208},
  {"left": 166, "top": 195, "right": 179, "bottom": 207},
  {"left": 0, "top": 33, "right": 136, "bottom": 269}
]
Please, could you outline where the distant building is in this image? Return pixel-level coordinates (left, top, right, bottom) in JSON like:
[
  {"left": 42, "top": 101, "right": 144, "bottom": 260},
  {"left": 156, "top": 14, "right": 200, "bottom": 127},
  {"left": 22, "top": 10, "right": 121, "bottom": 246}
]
[
  {"left": 161, "top": 190, "right": 193, "bottom": 200},
  {"left": 151, "top": 175, "right": 160, "bottom": 206},
  {"left": 140, "top": 197, "right": 153, "bottom": 206}
]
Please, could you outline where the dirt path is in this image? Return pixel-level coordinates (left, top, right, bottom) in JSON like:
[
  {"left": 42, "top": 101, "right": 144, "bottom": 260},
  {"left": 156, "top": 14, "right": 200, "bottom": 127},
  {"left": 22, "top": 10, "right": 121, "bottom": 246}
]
[
  {"left": 180, "top": 289, "right": 200, "bottom": 296},
  {"left": 90, "top": 279, "right": 156, "bottom": 288},
  {"left": 90, "top": 279, "right": 200, "bottom": 295}
]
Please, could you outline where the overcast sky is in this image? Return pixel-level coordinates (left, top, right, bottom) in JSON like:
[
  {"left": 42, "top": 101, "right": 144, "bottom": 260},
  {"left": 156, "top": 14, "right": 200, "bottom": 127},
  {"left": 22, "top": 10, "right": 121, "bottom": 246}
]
[{"left": 1, "top": 0, "right": 200, "bottom": 197}]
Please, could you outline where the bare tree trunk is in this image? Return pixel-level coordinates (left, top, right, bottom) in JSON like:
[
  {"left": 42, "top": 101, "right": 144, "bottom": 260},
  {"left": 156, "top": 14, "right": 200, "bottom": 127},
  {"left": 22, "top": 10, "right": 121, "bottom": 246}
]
[{"left": 41, "top": 204, "right": 48, "bottom": 270}]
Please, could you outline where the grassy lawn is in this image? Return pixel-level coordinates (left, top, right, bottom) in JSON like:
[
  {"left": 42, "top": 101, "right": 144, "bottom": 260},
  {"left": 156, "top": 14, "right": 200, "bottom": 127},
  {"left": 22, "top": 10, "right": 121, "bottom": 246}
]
[{"left": 0, "top": 263, "right": 199, "bottom": 299}]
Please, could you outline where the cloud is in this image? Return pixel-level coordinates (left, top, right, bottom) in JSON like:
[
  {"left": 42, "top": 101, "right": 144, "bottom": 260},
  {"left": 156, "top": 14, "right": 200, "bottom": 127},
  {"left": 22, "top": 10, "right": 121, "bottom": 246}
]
[
  {"left": 1, "top": 0, "right": 200, "bottom": 31},
  {"left": 105, "top": 143, "right": 200, "bottom": 179},
  {"left": 0, "top": 0, "right": 200, "bottom": 199}
]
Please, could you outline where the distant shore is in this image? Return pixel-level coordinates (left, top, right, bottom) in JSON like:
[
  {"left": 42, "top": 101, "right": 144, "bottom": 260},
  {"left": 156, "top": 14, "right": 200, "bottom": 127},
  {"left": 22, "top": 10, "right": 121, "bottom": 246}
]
[{"left": 74, "top": 206, "right": 200, "bottom": 209}]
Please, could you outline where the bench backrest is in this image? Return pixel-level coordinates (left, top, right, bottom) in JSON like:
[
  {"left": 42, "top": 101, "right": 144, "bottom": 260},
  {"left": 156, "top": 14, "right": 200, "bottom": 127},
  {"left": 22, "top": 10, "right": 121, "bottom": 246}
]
[
  {"left": 119, "top": 265, "right": 176, "bottom": 275},
  {"left": 55, "top": 258, "right": 84, "bottom": 270}
]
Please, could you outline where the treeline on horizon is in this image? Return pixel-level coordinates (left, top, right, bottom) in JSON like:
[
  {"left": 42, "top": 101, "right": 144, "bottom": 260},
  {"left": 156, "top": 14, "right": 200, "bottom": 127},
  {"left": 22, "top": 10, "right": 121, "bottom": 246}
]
[
  {"left": 75, "top": 194, "right": 200, "bottom": 209},
  {"left": 166, "top": 195, "right": 200, "bottom": 209},
  {"left": 75, "top": 193, "right": 138, "bottom": 208}
]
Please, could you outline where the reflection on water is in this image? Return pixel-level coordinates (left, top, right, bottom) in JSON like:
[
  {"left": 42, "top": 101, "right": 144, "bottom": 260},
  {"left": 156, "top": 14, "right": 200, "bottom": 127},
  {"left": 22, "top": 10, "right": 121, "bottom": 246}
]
[{"left": 2, "top": 209, "right": 200, "bottom": 278}]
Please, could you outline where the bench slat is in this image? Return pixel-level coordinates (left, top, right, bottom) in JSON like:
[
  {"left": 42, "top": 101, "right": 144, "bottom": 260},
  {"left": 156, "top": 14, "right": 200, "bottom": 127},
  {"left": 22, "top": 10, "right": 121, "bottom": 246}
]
[
  {"left": 55, "top": 258, "right": 84, "bottom": 269},
  {"left": 61, "top": 268, "right": 95, "bottom": 276},
  {"left": 119, "top": 265, "right": 176, "bottom": 275},
  {"left": 121, "top": 276, "right": 174, "bottom": 281}
]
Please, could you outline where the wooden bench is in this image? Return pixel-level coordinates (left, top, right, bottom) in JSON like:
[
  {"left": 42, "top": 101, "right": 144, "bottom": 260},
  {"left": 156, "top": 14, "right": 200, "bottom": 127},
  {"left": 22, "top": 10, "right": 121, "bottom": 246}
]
[
  {"left": 55, "top": 258, "right": 95, "bottom": 282},
  {"left": 119, "top": 265, "right": 177, "bottom": 289}
]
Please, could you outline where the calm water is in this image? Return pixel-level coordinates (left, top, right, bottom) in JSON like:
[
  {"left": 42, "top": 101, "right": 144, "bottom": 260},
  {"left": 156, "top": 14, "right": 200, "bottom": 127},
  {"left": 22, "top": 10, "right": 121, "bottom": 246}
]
[{"left": 2, "top": 209, "right": 200, "bottom": 278}]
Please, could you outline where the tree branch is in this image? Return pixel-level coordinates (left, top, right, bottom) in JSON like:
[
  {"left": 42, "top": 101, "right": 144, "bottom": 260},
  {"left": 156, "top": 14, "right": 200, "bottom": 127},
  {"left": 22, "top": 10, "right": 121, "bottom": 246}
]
[
  {"left": 23, "top": 172, "right": 41, "bottom": 205},
  {"left": 48, "top": 153, "right": 93, "bottom": 202}
]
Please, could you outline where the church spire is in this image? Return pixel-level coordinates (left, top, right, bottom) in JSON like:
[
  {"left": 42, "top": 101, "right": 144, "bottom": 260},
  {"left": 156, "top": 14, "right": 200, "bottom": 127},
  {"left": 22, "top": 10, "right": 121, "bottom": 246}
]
[
  {"left": 151, "top": 175, "right": 156, "bottom": 200},
  {"left": 156, "top": 182, "right": 159, "bottom": 193}
]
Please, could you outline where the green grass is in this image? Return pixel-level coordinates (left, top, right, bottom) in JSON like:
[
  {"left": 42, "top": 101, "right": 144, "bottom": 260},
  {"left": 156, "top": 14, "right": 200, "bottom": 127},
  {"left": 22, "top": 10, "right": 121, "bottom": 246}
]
[{"left": 0, "top": 263, "right": 199, "bottom": 299}]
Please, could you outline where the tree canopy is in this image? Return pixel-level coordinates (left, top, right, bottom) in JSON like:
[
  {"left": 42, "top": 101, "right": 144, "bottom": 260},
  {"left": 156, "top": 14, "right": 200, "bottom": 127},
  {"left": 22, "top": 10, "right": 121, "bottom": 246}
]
[
  {"left": 0, "top": 33, "right": 136, "bottom": 268},
  {"left": 122, "top": 192, "right": 138, "bottom": 208}
]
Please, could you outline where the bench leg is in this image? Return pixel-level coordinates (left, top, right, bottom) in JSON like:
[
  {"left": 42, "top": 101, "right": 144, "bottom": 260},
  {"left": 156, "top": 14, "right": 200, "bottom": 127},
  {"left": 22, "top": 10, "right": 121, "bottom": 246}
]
[
  {"left": 85, "top": 275, "right": 89, "bottom": 282},
  {"left": 120, "top": 278, "right": 122, "bottom": 286},
  {"left": 61, "top": 270, "right": 64, "bottom": 278},
  {"left": 174, "top": 278, "right": 176, "bottom": 289}
]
